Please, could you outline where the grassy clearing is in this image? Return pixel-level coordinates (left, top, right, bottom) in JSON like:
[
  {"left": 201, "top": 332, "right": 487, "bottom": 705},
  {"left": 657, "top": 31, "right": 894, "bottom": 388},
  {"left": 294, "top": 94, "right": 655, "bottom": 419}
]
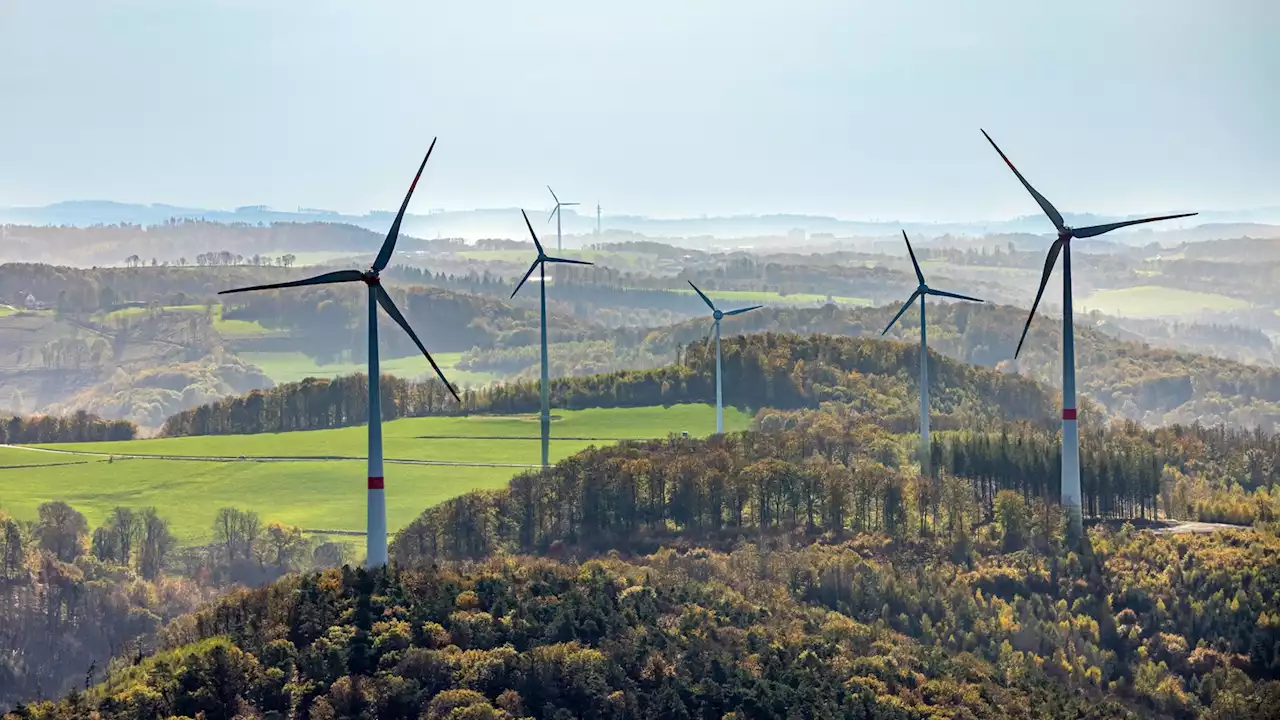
[
  {"left": 35, "top": 404, "right": 748, "bottom": 460},
  {"left": 1080, "top": 285, "right": 1249, "bottom": 318},
  {"left": 237, "top": 350, "right": 496, "bottom": 387},
  {"left": 98, "top": 304, "right": 276, "bottom": 338},
  {"left": 0, "top": 305, "right": 15, "bottom": 317},
  {"left": 670, "top": 288, "right": 871, "bottom": 306},
  {"left": 3, "top": 405, "right": 749, "bottom": 541},
  {"left": 0, "top": 458, "right": 515, "bottom": 543}
]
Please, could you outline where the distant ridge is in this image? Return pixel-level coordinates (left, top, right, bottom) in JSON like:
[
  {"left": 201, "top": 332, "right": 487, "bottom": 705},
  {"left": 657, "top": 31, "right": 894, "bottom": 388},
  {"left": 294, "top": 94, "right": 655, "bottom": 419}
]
[{"left": 2, "top": 200, "right": 1276, "bottom": 242}]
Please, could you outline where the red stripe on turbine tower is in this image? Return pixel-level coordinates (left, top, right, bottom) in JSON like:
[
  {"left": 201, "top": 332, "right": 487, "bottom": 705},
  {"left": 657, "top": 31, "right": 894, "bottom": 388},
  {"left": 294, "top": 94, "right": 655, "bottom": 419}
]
[
  {"left": 368, "top": 477, "right": 385, "bottom": 490},
  {"left": 1062, "top": 408, "right": 1077, "bottom": 420}
]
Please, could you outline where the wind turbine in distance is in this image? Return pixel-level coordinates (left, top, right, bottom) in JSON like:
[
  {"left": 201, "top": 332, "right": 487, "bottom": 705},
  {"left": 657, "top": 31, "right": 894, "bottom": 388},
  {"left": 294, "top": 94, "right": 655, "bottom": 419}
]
[
  {"left": 881, "top": 230, "right": 984, "bottom": 477},
  {"left": 688, "top": 281, "right": 762, "bottom": 434},
  {"left": 218, "top": 139, "right": 458, "bottom": 569},
  {"left": 547, "top": 185, "right": 578, "bottom": 253},
  {"left": 980, "top": 128, "right": 1197, "bottom": 542},
  {"left": 512, "top": 209, "right": 593, "bottom": 467}
]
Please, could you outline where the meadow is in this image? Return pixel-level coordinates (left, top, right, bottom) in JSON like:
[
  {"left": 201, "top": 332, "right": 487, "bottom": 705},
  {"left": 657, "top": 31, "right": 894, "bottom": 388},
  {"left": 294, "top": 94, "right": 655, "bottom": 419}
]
[
  {"left": 0, "top": 405, "right": 750, "bottom": 542},
  {"left": 99, "top": 303, "right": 278, "bottom": 338},
  {"left": 1079, "top": 285, "right": 1248, "bottom": 318},
  {"left": 236, "top": 350, "right": 496, "bottom": 386}
]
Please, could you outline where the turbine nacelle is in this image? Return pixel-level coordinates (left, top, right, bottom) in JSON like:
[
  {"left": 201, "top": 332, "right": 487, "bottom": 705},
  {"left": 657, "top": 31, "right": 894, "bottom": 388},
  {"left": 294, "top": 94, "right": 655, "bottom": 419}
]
[
  {"left": 511, "top": 208, "right": 594, "bottom": 298},
  {"left": 980, "top": 128, "right": 1197, "bottom": 357},
  {"left": 883, "top": 231, "right": 984, "bottom": 336},
  {"left": 713, "top": 309, "right": 723, "bottom": 321},
  {"left": 216, "top": 139, "right": 458, "bottom": 403}
]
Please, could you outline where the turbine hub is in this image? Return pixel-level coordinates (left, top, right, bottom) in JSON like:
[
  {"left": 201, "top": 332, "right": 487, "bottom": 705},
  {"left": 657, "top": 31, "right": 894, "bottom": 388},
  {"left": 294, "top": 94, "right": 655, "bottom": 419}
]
[
  {"left": 362, "top": 271, "right": 381, "bottom": 286},
  {"left": 1059, "top": 228, "right": 1074, "bottom": 242},
  {"left": 713, "top": 310, "right": 723, "bottom": 320}
]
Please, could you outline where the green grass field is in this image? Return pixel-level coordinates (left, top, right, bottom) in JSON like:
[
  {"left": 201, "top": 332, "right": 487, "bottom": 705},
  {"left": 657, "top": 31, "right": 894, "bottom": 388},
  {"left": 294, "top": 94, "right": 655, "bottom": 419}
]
[
  {"left": 1080, "top": 286, "right": 1249, "bottom": 318},
  {"left": 0, "top": 405, "right": 750, "bottom": 543},
  {"left": 0, "top": 446, "right": 90, "bottom": 468},
  {"left": 99, "top": 304, "right": 277, "bottom": 338},
  {"left": 0, "top": 305, "right": 15, "bottom": 318},
  {"left": 0, "top": 459, "right": 515, "bottom": 543},
  {"left": 670, "top": 288, "right": 871, "bottom": 307},
  {"left": 237, "top": 350, "right": 496, "bottom": 387}
]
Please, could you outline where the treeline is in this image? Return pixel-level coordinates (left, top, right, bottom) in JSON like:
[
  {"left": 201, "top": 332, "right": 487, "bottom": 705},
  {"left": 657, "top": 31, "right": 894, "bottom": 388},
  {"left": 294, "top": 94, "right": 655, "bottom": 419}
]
[
  {"left": 0, "top": 261, "right": 317, "bottom": 315},
  {"left": 160, "top": 334, "right": 1056, "bottom": 436},
  {"left": 0, "top": 500, "right": 350, "bottom": 712},
  {"left": 566, "top": 301, "right": 1280, "bottom": 431},
  {"left": 392, "top": 410, "right": 1280, "bottom": 566},
  {"left": 0, "top": 411, "right": 136, "bottom": 444},
  {"left": 17, "top": 531, "right": 1280, "bottom": 718}
]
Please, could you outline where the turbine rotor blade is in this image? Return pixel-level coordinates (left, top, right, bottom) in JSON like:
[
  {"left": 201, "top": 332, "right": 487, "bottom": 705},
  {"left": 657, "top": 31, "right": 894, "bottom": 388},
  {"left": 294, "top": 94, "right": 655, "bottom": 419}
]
[
  {"left": 373, "top": 137, "right": 437, "bottom": 272},
  {"left": 510, "top": 260, "right": 541, "bottom": 298},
  {"left": 218, "top": 269, "right": 365, "bottom": 295},
  {"left": 902, "top": 230, "right": 925, "bottom": 285},
  {"left": 723, "top": 304, "right": 762, "bottom": 316},
  {"left": 375, "top": 286, "right": 459, "bottom": 402},
  {"left": 1071, "top": 212, "right": 1199, "bottom": 238},
  {"left": 561, "top": 202, "right": 579, "bottom": 207},
  {"left": 547, "top": 185, "right": 560, "bottom": 204},
  {"left": 704, "top": 321, "right": 716, "bottom": 357},
  {"left": 980, "top": 129, "right": 1066, "bottom": 233},
  {"left": 548, "top": 205, "right": 558, "bottom": 224},
  {"left": 926, "top": 288, "right": 985, "bottom": 303},
  {"left": 521, "top": 209, "right": 545, "bottom": 255},
  {"left": 543, "top": 255, "right": 593, "bottom": 266},
  {"left": 688, "top": 281, "right": 717, "bottom": 311},
  {"left": 881, "top": 289, "right": 921, "bottom": 335},
  {"left": 1015, "top": 237, "right": 1065, "bottom": 358}
]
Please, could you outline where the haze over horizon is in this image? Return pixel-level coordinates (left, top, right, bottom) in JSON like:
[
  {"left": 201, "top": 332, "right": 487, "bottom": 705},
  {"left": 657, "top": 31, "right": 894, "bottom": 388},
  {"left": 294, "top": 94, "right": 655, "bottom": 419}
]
[{"left": 2, "top": 1, "right": 1276, "bottom": 222}]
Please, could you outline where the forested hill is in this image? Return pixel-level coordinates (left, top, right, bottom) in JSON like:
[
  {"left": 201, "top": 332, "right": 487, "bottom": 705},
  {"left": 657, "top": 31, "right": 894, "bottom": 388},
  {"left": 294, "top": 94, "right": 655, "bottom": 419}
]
[
  {"left": 557, "top": 302, "right": 1280, "bottom": 431},
  {"left": 158, "top": 333, "right": 1056, "bottom": 436},
  {"left": 16, "top": 527, "right": 1280, "bottom": 717}
]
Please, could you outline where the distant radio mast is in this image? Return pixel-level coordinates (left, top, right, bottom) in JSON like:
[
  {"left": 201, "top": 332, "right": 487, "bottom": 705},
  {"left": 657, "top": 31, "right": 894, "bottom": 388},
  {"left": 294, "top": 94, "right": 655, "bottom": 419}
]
[{"left": 596, "top": 202, "right": 602, "bottom": 236}]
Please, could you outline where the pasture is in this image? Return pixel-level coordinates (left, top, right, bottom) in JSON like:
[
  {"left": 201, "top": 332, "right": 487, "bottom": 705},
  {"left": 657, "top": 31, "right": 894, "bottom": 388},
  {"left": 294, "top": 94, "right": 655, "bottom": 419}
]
[
  {"left": 0, "top": 404, "right": 750, "bottom": 542},
  {"left": 1080, "top": 285, "right": 1248, "bottom": 318},
  {"left": 236, "top": 350, "right": 496, "bottom": 386}
]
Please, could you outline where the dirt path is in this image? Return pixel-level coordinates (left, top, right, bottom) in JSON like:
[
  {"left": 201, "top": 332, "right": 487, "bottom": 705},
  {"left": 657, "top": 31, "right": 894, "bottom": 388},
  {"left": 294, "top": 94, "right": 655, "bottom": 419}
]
[{"left": 1151, "top": 520, "right": 1250, "bottom": 535}]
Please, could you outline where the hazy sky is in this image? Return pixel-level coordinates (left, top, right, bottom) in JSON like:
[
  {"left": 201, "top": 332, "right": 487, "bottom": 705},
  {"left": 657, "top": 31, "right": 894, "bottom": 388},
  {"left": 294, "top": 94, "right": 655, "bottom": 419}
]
[{"left": 1, "top": 1, "right": 1276, "bottom": 221}]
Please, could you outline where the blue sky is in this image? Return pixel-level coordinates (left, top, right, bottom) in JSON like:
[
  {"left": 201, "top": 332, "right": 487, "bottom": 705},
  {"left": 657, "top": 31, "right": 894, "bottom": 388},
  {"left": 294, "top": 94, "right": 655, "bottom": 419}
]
[{"left": 1, "top": 0, "right": 1276, "bottom": 221}]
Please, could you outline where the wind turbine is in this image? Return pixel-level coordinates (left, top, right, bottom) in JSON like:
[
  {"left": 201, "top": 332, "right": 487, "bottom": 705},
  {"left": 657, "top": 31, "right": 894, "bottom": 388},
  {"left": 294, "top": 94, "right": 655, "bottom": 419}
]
[
  {"left": 218, "top": 139, "right": 458, "bottom": 568},
  {"left": 881, "top": 230, "right": 984, "bottom": 477},
  {"left": 980, "top": 128, "right": 1196, "bottom": 541},
  {"left": 512, "top": 209, "right": 593, "bottom": 467},
  {"left": 547, "top": 185, "right": 578, "bottom": 253},
  {"left": 688, "top": 281, "right": 762, "bottom": 434}
]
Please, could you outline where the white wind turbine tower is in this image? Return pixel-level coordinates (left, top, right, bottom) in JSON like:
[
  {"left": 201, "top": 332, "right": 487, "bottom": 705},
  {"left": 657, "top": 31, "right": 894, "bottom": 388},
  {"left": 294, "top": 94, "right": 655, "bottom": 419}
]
[
  {"left": 981, "top": 128, "right": 1196, "bottom": 542},
  {"left": 219, "top": 139, "right": 458, "bottom": 568},
  {"left": 547, "top": 185, "right": 578, "bottom": 253},
  {"left": 881, "top": 230, "right": 984, "bottom": 476},
  {"left": 512, "top": 209, "right": 594, "bottom": 467},
  {"left": 688, "top": 281, "right": 762, "bottom": 434}
]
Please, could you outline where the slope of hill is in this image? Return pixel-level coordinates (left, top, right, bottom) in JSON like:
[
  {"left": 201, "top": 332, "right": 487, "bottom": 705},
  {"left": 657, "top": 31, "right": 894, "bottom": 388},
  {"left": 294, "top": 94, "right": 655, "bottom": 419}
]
[
  {"left": 493, "top": 303, "right": 1280, "bottom": 431},
  {"left": 157, "top": 334, "right": 1057, "bottom": 438},
  {"left": 14, "top": 529, "right": 1279, "bottom": 719}
]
